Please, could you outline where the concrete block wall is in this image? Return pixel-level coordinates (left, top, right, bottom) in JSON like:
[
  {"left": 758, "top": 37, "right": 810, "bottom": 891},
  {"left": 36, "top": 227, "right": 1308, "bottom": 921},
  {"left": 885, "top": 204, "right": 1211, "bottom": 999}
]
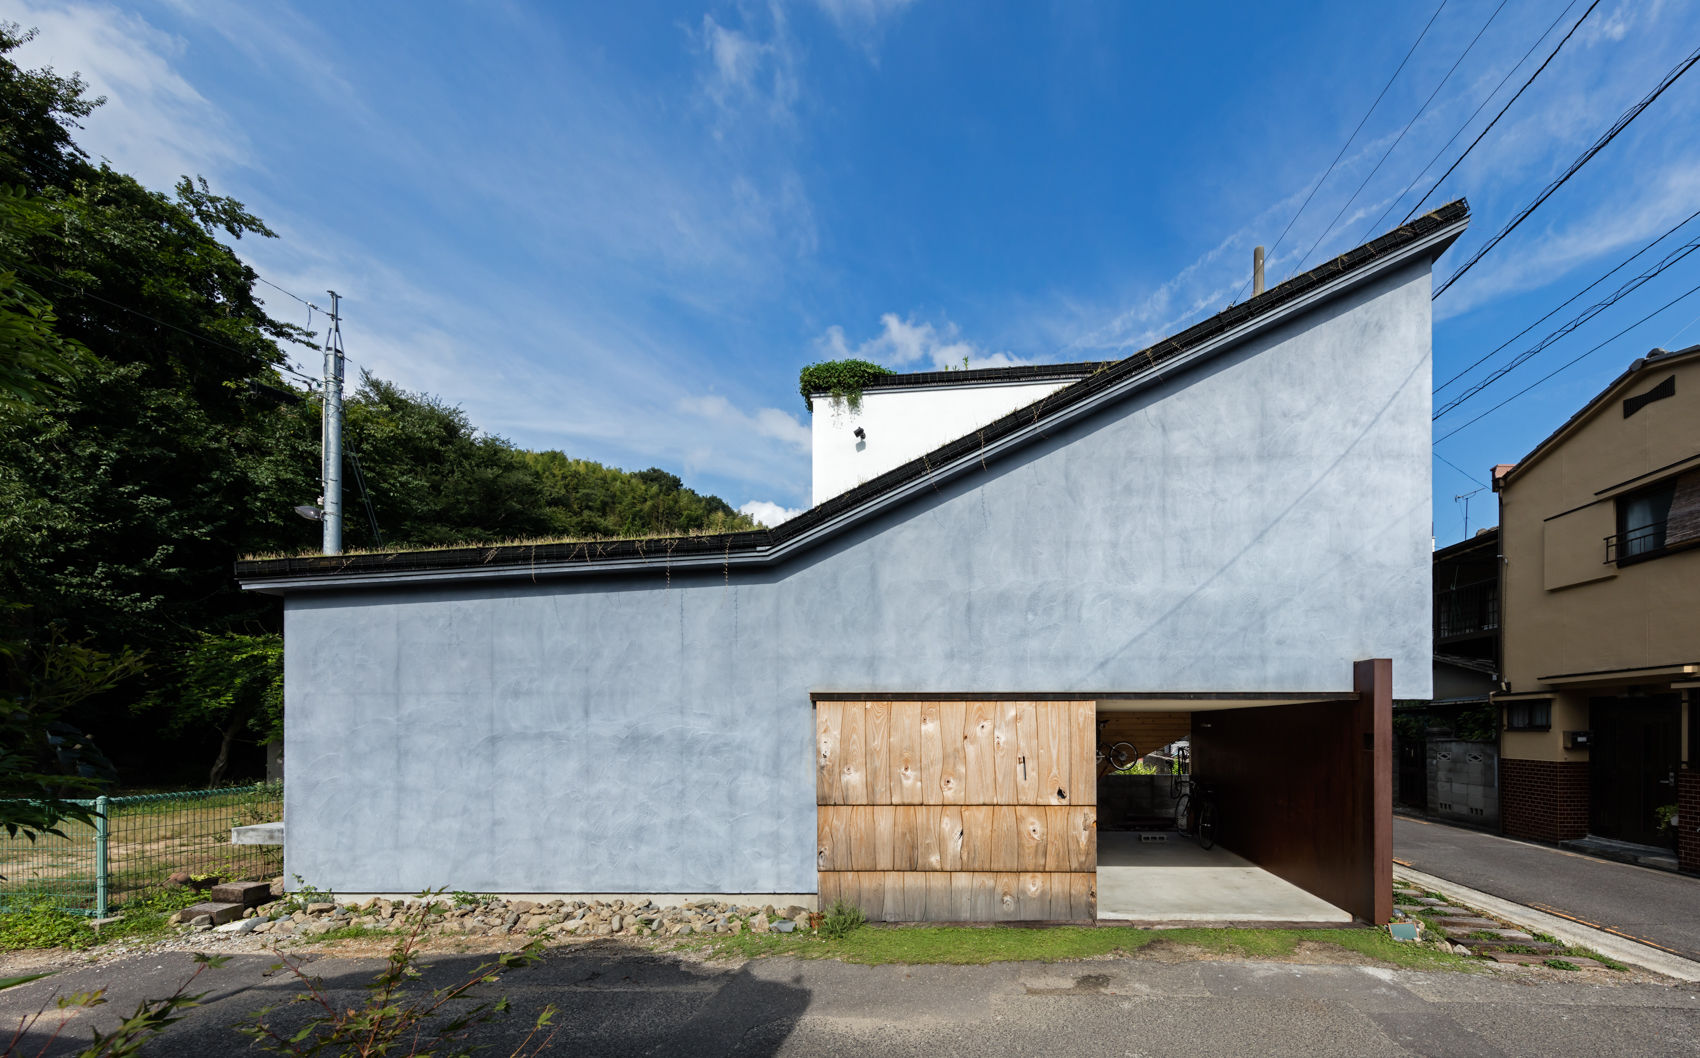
[
  {"left": 1500, "top": 759, "right": 1589, "bottom": 842},
  {"left": 1426, "top": 739, "right": 1499, "bottom": 828}
]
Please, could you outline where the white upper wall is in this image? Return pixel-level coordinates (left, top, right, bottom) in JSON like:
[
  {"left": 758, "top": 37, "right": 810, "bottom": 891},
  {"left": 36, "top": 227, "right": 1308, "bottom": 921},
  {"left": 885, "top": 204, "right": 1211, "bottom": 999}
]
[{"left": 810, "top": 379, "right": 1077, "bottom": 505}]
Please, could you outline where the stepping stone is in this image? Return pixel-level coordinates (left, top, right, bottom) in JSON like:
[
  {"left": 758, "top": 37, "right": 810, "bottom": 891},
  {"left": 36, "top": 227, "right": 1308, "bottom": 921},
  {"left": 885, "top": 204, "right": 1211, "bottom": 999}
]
[
  {"left": 1454, "top": 936, "right": 1560, "bottom": 953},
  {"left": 1488, "top": 952, "right": 1609, "bottom": 970},
  {"left": 1393, "top": 888, "right": 1424, "bottom": 898},
  {"left": 1413, "top": 898, "right": 1456, "bottom": 907},
  {"left": 176, "top": 901, "right": 244, "bottom": 926},
  {"left": 210, "top": 881, "right": 272, "bottom": 907},
  {"left": 1428, "top": 916, "right": 1501, "bottom": 930}
]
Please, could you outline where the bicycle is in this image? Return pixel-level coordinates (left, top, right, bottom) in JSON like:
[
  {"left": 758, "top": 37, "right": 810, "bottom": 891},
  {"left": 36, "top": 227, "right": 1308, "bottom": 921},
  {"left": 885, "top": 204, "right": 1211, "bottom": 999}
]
[
  {"left": 1172, "top": 775, "right": 1217, "bottom": 850},
  {"left": 1096, "top": 740, "right": 1140, "bottom": 775}
]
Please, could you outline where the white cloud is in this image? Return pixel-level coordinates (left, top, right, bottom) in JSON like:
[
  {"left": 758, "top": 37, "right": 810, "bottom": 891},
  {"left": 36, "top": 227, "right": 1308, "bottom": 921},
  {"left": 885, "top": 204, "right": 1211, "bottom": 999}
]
[
  {"left": 738, "top": 499, "right": 805, "bottom": 526},
  {"left": 677, "top": 393, "right": 811, "bottom": 452},
  {"left": 694, "top": 3, "right": 800, "bottom": 125},
  {"left": 810, "top": 0, "right": 917, "bottom": 56},
  {"left": 818, "top": 313, "right": 1027, "bottom": 370},
  {"left": 6, "top": 0, "right": 248, "bottom": 191}
]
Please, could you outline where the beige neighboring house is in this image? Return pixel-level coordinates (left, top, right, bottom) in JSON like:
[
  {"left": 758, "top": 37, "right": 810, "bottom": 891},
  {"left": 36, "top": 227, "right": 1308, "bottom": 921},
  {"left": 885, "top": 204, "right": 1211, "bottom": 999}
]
[{"left": 1491, "top": 344, "right": 1700, "bottom": 872}]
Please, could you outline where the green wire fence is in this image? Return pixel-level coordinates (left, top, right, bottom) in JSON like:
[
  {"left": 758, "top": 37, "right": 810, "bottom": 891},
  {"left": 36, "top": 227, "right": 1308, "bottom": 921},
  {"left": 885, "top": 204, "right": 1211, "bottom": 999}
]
[{"left": 0, "top": 783, "right": 283, "bottom": 918}]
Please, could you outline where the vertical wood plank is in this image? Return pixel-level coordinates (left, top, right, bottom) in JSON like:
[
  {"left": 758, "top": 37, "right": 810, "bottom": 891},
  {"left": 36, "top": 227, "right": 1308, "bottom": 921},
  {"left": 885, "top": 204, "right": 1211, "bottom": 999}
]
[
  {"left": 883, "top": 872, "right": 906, "bottom": 923},
  {"left": 959, "top": 806, "right": 991, "bottom": 870},
  {"left": 865, "top": 702, "right": 892, "bottom": 805},
  {"left": 818, "top": 871, "right": 841, "bottom": 909},
  {"left": 1065, "top": 806, "right": 1097, "bottom": 871},
  {"left": 994, "top": 701, "right": 1020, "bottom": 804},
  {"left": 970, "top": 872, "right": 997, "bottom": 921},
  {"left": 1017, "top": 872, "right": 1049, "bottom": 920},
  {"left": 926, "top": 873, "right": 953, "bottom": 921},
  {"left": 991, "top": 806, "right": 1019, "bottom": 871},
  {"left": 964, "top": 701, "right": 998, "bottom": 803},
  {"left": 891, "top": 701, "right": 924, "bottom": 805},
  {"left": 825, "top": 806, "right": 852, "bottom": 872},
  {"left": 916, "top": 806, "right": 944, "bottom": 871},
  {"left": 939, "top": 701, "right": 967, "bottom": 803},
  {"left": 938, "top": 806, "right": 964, "bottom": 872},
  {"left": 1069, "top": 872, "right": 1095, "bottom": 923},
  {"left": 839, "top": 701, "right": 867, "bottom": 805},
  {"left": 872, "top": 805, "right": 896, "bottom": 871},
  {"left": 994, "top": 873, "right": 1019, "bottom": 920},
  {"left": 1069, "top": 701, "right": 1096, "bottom": 807},
  {"left": 1040, "top": 702, "right": 1070, "bottom": 806},
  {"left": 856, "top": 871, "right": 886, "bottom": 921},
  {"left": 951, "top": 872, "right": 974, "bottom": 923},
  {"left": 903, "top": 873, "right": 929, "bottom": 921},
  {"left": 1016, "top": 805, "right": 1047, "bottom": 871},
  {"left": 892, "top": 805, "right": 918, "bottom": 870},
  {"left": 817, "top": 809, "right": 835, "bottom": 871},
  {"left": 816, "top": 701, "right": 841, "bottom": 805},
  {"left": 1014, "top": 701, "right": 1040, "bottom": 804},
  {"left": 919, "top": 701, "right": 944, "bottom": 804},
  {"left": 1044, "top": 807, "right": 1071, "bottom": 872},
  {"left": 849, "top": 806, "right": 878, "bottom": 871}
]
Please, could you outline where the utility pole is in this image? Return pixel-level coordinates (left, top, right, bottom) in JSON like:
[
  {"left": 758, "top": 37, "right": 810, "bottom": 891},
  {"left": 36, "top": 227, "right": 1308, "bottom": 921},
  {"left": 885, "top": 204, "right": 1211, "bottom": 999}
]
[{"left": 320, "top": 291, "right": 345, "bottom": 555}]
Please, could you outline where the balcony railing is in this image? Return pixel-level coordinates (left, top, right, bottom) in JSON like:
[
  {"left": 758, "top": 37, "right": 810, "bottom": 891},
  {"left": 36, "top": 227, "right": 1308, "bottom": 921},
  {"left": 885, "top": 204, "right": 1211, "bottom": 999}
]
[
  {"left": 1435, "top": 580, "right": 1498, "bottom": 640},
  {"left": 1604, "top": 520, "right": 1666, "bottom": 565}
]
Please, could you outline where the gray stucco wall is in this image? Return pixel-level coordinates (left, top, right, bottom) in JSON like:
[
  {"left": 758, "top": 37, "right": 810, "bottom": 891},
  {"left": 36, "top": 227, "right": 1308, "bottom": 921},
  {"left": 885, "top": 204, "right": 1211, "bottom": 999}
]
[{"left": 281, "top": 260, "right": 1435, "bottom": 894}]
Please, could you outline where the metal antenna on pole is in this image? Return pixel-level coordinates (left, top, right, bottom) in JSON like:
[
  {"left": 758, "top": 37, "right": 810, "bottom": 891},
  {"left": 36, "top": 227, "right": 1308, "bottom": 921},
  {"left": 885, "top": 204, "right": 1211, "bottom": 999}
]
[
  {"left": 320, "top": 290, "right": 345, "bottom": 555},
  {"left": 1454, "top": 486, "right": 1485, "bottom": 539}
]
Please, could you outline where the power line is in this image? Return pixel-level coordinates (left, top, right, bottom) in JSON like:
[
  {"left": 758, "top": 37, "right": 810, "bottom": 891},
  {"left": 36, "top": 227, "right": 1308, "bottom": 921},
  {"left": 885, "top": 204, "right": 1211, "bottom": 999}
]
[
  {"left": 1434, "top": 234, "right": 1700, "bottom": 419},
  {"left": 1434, "top": 41, "right": 1700, "bottom": 299},
  {"left": 1403, "top": 0, "right": 1601, "bottom": 223},
  {"left": 1290, "top": 0, "right": 1508, "bottom": 278},
  {"left": 1433, "top": 450, "right": 1487, "bottom": 488},
  {"left": 1362, "top": 0, "right": 1580, "bottom": 243},
  {"left": 1434, "top": 206, "right": 1700, "bottom": 394},
  {"left": 18, "top": 261, "right": 327, "bottom": 387},
  {"left": 1228, "top": 0, "right": 1449, "bottom": 306},
  {"left": 1434, "top": 278, "right": 1700, "bottom": 444}
]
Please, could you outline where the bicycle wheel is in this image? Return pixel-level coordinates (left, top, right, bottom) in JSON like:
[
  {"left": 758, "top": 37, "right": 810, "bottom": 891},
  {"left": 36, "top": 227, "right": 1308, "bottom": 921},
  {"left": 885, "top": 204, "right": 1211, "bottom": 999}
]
[
  {"left": 1196, "top": 800, "right": 1216, "bottom": 850},
  {"left": 1109, "top": 741, "right": 1139, "bottom": 771},
  {"left": 1173, "top": 792, "right": 1191, "bottom": 835}
]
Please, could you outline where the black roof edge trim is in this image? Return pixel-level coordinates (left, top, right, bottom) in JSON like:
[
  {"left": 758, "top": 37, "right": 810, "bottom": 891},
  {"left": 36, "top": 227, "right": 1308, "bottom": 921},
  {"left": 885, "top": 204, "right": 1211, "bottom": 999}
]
[
  {"left": 237, "top": 200, "right": 1469, "bottom": 586},
  {"left": 832, "top": 361, "right": 1113, "bottom": 391}
]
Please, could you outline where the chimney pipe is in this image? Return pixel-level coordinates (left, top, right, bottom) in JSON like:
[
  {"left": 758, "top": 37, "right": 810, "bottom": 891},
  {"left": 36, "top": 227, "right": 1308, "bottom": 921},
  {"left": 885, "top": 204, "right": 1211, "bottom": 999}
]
[{"left": 1253, "top": 246, "right": 1265, "bottom": 297}]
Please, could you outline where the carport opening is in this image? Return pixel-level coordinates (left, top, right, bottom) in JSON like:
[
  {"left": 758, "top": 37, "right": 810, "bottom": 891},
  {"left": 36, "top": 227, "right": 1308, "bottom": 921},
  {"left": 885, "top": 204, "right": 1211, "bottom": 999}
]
[{"left": 1093, "top": 701, "right": 1355, "bottom": 924}]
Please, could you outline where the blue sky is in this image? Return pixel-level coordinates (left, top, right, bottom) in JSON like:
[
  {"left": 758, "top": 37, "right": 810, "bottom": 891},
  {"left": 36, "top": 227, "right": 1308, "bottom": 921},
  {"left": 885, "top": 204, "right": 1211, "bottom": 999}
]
[{"left": 8, "top": 0, "right": 1700, "bottom": 541}]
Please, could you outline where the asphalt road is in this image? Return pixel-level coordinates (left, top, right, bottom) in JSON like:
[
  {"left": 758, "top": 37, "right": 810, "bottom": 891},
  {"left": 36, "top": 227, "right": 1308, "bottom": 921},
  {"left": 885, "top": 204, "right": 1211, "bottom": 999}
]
[
  {"left": 1395, "top": 815, "right": 1700, "bottom": 961},
  {"left": 3, "top": 945, "right": 1699, "bottom": 1057}
]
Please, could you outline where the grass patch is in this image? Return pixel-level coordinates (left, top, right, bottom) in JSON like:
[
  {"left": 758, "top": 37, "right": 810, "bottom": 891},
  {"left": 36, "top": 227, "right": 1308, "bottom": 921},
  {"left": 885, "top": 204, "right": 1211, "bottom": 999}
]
[
  {"left": 1544, "top": 958, "right": 1580, "bottom": 971},
  {"left": 0, "top": 887, "right": 202, "bottom": 952},
  {"left": 312, "top": 923, "right": 402, "bottom": 944},
  {"left": 668, "top": 924, "right": 1475, "bottom": 971}
]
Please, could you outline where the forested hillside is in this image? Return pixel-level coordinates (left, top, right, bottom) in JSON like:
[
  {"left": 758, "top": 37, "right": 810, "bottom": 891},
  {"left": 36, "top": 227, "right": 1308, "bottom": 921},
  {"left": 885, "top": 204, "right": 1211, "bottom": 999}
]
[{"left": 0, "top": 25, "right": 755, "bottom": 794}]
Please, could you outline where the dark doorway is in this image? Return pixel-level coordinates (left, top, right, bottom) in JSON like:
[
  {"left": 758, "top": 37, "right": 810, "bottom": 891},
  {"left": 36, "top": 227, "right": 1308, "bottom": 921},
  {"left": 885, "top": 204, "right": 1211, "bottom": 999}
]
[
  {"left": 1588, "top": 694, "right": 1681, "bottom": 847},
  {"left": 1397, "top": 736, "right": 1427, "bottom": 811}
]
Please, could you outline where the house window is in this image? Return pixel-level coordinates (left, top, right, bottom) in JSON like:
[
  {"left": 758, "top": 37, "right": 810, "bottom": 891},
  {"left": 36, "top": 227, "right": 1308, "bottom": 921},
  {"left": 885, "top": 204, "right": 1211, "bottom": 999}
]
[
  {"left": 1504, "top": 700, "right": 1551, "bottom": 732},
  {"left": 1614, "top": 481, "right": 1675, "bottom": 561}
]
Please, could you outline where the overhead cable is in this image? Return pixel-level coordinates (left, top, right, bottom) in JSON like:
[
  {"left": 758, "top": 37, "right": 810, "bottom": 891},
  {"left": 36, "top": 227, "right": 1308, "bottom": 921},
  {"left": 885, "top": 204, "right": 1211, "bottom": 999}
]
[
  {"left": 1403, "top": 0, "right": 1602, "bottom": 223},
  {"left": 1290, "top": 0, "right": 1509, "bottom": 278},
  {"left": 1434, "top": 41, "right": 1700, "bottom": 299},
  {"left": 1433, "top": 205, "right": 1700, "bottom": 396},
  {"left": 1362, "top": 0, "right": 1581, "bottom": 242},
  {"left": 1228, "top": 0, "right": 1449, "bottom": 306},
  {"left": 1434, "top": 279, "right": 1700, "bottom": 443}
]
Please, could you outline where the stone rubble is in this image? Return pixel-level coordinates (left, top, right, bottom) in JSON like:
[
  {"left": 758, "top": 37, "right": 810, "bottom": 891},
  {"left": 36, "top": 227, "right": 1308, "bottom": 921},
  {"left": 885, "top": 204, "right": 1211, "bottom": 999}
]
[{"left": 171, "top": 889, "right": 817, "bottom": 945}]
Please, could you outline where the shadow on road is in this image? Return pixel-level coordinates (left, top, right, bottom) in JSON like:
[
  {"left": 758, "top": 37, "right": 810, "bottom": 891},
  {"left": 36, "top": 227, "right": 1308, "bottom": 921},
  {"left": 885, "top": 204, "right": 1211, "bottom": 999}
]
[{"left": 2, "top": 942, "right": 812, "bottom": 1057}]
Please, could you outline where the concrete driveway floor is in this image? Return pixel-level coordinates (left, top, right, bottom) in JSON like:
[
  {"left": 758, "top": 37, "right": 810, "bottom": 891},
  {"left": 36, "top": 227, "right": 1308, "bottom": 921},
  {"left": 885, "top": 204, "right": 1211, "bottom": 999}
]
[{"left": 4, "top": 944, "right": 1699, "bottom": 1057}]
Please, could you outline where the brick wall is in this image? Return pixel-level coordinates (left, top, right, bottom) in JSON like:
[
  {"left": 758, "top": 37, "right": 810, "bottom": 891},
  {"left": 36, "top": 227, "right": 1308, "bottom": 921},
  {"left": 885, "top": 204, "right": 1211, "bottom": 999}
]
[
  {"left": 1680, "top": 769, "right": 1700, "bottom": 874},
  {"left": 1500, "top": 758, "right": 1590, "bottom": 842}
]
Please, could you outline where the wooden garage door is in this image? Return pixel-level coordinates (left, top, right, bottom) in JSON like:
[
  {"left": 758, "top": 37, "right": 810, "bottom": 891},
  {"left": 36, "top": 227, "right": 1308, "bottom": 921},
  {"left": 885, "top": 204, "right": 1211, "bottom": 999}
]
[{"left": 816, "top": 700, "right": 1096, "bottom": 922}]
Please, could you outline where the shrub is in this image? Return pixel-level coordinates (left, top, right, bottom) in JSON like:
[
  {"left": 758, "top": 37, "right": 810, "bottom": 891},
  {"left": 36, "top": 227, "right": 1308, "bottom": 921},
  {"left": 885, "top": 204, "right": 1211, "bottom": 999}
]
[{"left": 819, "top": 900, "right": 866, "bottom": 940}]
